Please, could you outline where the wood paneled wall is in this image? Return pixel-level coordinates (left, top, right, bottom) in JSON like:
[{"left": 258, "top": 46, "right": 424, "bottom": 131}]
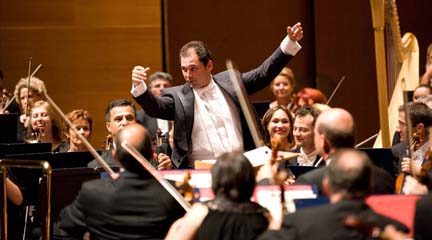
[
  {"left": 165, "top": 0, "right": 316, "bottom": 97},
  {"left": 0, "top": 0, "right": 162, "bottom": 147},
  {"left": 2, "top": 1, "right": 431, "bottom": 148}
]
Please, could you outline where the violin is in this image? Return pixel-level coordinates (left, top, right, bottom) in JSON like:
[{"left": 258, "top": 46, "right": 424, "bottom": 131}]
[{"left": 394, "top": 133, "right": 420, "bottom": 193}]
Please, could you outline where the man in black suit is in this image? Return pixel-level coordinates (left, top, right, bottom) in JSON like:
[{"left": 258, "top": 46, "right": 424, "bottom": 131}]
[
  {"left": 56, "top": 123, "right": 185, "bottom": 239},
  {"left": 131, "top": 23, "right": 303, "bottom": 169},
  {"left": 259, "top": 149, "right": 408, "bottom": 240},
  {"left": 287, "top": 106, "right": 322, "bottom": 167},
  {"left": 295, "top": 108, "right": 395, "bottom": 194},
  {"left": 88, "top": 99, "right": 172, "bottom": 170},
  {"left": 87, "top": 99, "right": 137, "bottom": 168}
]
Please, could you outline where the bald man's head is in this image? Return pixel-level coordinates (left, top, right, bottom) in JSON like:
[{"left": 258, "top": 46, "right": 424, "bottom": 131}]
[
  {"left": 114, "top": 123, "right": 154, "bottom": 173},
  {"left": 314, "top": 108, "right": 355, "bottom": 156},
  {"left": 325, "top": 149, "right": 373, "bottom": 199}
]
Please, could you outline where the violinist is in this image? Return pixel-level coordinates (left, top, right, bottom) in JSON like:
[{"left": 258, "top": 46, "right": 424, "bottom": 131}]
[
  {"left": 391, "top": 102, "right": 432, "bottom": 177},
  {"left": 87, "top": 99, "right": 138, "bottom": 168},
  {"left": 136, "top": 72, "right": 174, "bottom": 159},
  {"left": 166, "top": 152, "right": 269, "bottom": 240},
  {"left": 295, "top": 108, "right": 395, "bottom": 195},
  {"left": 56, "top": 123, "right": 185, "bottom": 239},
  {"left": 29, "top": 100, "right": 63, "bottom": 151},
  {"left": 259, "top": 149, "right": 408, "bottom": 240},
  {"left": 59, "top": 109, "right": 93, "bottom": 152},
  {"left": 0, "top": 69, "right": 20, "bottom": 114},
  {"left": 13, "top": 76, "right": 46, "bottom": 126}
]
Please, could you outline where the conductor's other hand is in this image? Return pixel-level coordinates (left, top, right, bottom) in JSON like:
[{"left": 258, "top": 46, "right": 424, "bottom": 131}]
[
  {"left": 132, "top": 66, "right": 151, "bottom": 87},
  {"left": 287, "top": 22, "right": 303, "bottom": 42}
]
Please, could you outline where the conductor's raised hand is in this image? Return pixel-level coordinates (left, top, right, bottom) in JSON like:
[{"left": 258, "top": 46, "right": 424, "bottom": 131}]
[
  {"left": 287, "top": 22, "right": 303, "bottom": 42},
  {"left": 131, "top": 66, "right": 151, "bottom": 87}
]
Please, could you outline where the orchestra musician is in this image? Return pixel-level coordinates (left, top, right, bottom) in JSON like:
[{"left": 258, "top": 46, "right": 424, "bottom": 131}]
[
  {"left": 55, "top": 123, "right": 185, "bottom": 239},
  {"left": 288, "top": 106, "right": 323, "bottom": 167},
  {"left": 13, "top": 76, "right": 46, "bottom": 126},
  {"left": 391, "top": 102, "right": 432, "bottom": 179},
  {"left": 87, "top": 99, "right": 172, "bottom": 170},
  {"left": 259, "top": 149, "right": 408, "bottom": 240},
  {"left": 59, "top": 109, "right": 93, "bottom": 152},
  {"left": 131, "top": 22, "right": 303, "bottom": 169},
  {"left": 136, "top": 71, "right": 174, "bottom": 157},
  {"left": 268, "top": 67, "right": 296, "bottom": 111},
  {"left": 262, "top": 106, "right": 296, "bottom": 152},
  {"left": 29, "top": 100, "right": 63, "bottom": 151},
  {"left": 4, "top": 170, "right": 25, "bottom": 240},
  {"left": 295, "top": 108, "right": 395, "bottom": 195},
  {"left": 166, "top": 152, "right": 269, "bottom": 240},
  {"left": 0, "top": 69, "right": 20, "bottom": 114},
  {"left": 87, "top": 99, "right": 139, "bottom": 168},
  {"left": 293, "top": 87, "right": 327, "bottom": 112}
]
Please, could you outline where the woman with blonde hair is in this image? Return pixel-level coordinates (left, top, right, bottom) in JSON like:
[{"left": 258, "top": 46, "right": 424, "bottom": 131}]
[
  {"left": 29, "top": 100, "right": 63, "bottom": 151},
  {"left": 13, "top": 76, "right": 46, "bottom": 126}
]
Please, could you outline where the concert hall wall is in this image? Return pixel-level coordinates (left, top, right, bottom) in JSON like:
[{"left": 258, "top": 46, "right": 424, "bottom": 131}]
[{"left": 1, "top": 0, "right": 431, "bottom": 148}]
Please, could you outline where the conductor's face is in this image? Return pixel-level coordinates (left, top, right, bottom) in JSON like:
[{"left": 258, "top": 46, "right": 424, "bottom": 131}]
[{"left": 180, "top": 49, "right": 213, "bottom": 89}]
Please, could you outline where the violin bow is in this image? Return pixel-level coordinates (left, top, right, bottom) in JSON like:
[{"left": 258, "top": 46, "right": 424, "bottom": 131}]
[
  {"left": 1, "top": 64, "right": 43, "bottom": 114},
  {"left": 25, "top": 58, "right": 32, "bottom": 116},
  {"left": 326, "top": 75, "right": 345, "bottom": 105},
  {"left": 121, "top": 140, "right": 191, "bottom": 212},
  {"left": 226, "top": 60, "right": 266, "bottom": 148}
]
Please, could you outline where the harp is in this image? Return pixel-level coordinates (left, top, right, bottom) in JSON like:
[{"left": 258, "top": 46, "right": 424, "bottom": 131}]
[{"left": 370, "top": 0, "right": 419, "bottom": 147}]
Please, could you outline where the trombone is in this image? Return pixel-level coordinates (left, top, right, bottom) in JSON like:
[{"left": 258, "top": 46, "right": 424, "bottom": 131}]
[{"left": 0, "top": 159, "right": 51, "bottom": 240}]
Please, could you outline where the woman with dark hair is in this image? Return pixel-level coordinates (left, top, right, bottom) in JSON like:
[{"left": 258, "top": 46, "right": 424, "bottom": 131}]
[
  {"left": 166, "top": 152, "right": 269, "bottom": 240},
  {"left": 262, "top": 106, "right": 296, "bottom": 151}
]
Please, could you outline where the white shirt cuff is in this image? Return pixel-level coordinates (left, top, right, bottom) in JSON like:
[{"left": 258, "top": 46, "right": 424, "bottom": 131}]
[
  {"left": 280, "top": 36, "right": 302, "bottom": 56},
  {"left": 131, "top": 82, "right": 147, "bottom": 98}
]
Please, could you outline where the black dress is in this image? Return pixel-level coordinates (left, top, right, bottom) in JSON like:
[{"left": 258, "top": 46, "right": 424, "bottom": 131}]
[{"left": 196, "top": 200, "right": 269, "bottom": 240}]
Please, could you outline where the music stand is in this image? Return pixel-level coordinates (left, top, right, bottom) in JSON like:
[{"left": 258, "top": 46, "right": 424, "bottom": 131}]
[
  {"left": 5, "top": 151, "right": 102, "bottom": 169},
  {"left": 0, "top": 142, "right": 52, "bottom": 158},
  {"left": 0, "top": 113, "right": 18, "bottom": 143},
  {"left": 357, "top": 148, "right": 398, "bottom": 178}
]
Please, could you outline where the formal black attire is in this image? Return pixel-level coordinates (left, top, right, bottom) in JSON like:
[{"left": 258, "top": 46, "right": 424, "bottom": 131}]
[
  {"left": 87, "top": 147, "right": 119, "bottom": 168},
  {"left": 414, "top": 193, "right": 432, "bottom": 240},
  {"left": 7, "top": 169, "right": 26, "bottom": 240},
  {"left": 259, "top": 200, "right": 408, "bottom": 240},
  {"left": 136, "top": 109, "right": 172, "bottom": 156},
  {"left": 391, "top": 142, "right": 408, "bottom": 173},
  {"left": 134, "top": 47, "right": 295, "bottom": 169},
  {"left": 196, "top": 200, "right": 269, "bottom": 240},
  {"left": 55, "top": 170, "right": 185, "bottom": 240},
  {"left": 282, "top": 147, "right": 323, "bottom": 167},
  {"left": 296, "top": 163, "right": 395, "bottom": 195}
]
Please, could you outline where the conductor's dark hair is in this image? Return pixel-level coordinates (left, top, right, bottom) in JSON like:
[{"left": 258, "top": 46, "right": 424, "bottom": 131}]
[
  {"left": 105, "top": 99, "right": 136, "bottom": 122},
  {"left": 179, "top": 41, "right": 214, "bottom": 66},
  {"left": 211, "top": 152, "right": 256, "bottom": 202}
]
